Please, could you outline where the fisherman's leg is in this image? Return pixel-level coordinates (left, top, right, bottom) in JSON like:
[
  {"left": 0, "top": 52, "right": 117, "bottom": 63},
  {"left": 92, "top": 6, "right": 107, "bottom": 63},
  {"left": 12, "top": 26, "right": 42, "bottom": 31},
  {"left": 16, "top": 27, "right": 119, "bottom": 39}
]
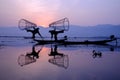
[
  {"left": 54, "top": 34, "right": 58, "bottom": 41},
  {"left": 38, "top": 32, "right": 43, "bottom": 38},
  {"left": 38, "top": 33, "right": 42, "bottom": 37},
  {"left": 32, "top": 33, "right": 35, "bottom": 39},
  {"left": 51, "top": 33, "right": 53, "bottom": 40},
  {"left": 26, "top": 29, "right": 31, "bottom": 32}
]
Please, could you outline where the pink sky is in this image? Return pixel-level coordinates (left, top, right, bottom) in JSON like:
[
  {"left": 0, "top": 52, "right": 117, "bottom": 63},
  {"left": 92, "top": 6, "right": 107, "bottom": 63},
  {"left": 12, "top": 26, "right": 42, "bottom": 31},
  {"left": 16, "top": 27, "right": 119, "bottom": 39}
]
[{"left": 0, "top": 0, "right": 120, "bottom": 27}]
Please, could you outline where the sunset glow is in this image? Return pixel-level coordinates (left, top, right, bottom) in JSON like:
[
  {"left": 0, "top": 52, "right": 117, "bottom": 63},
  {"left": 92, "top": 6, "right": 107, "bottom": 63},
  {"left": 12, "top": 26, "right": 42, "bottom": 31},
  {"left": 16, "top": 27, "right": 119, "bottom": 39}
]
[
  {"left": 0, "top": 0, "right": 120, "bottom": 27},
  {"left": 17, "top": 0, "right": 59, "bottom": 27}
]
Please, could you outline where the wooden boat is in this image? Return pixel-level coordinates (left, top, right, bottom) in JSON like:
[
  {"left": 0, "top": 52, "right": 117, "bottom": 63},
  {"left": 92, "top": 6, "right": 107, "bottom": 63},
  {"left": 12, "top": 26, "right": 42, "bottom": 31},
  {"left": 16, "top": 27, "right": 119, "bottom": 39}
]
[
  {"left": 63, "top": 39, "right": 116, "bottom": 45},
  {"left": 34, "top": 38, "right": 117, "bottom": 45},
  {"left": 34, "top": 39, "right": 65, "bottom": 44}
]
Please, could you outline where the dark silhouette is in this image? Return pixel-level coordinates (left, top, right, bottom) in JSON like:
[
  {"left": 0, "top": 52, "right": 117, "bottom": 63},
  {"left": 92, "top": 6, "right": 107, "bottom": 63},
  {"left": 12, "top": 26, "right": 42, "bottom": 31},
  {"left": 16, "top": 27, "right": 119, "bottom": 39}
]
[
  {"left": 110, "top": 47, "right": 114, "bottom": 51},
  {"left": 0, "top": 45, "right": 1, "bottom": 48},
  {"left": 18, "top": 19, "right": 43, "bottom": 39},
  {"left": 49, "top": 45, "right": 64, "bottom": 57},
  {"left": 26, "top": 27, "right": 43, "bottom": 39},
  {"left": 92, "top": 50, "right": 102, "bottom": 58},
  {"left": 48, "top": 45, "right": 69, "bottom": 69},
  {"left": 18, "top": 45, "right": 43, "bottom": 67},
  {"left": 110, "top": 35, "right": 118, "bottom": 46},
  {"left": 26, "top": 45, "right": 42, "bottom": 59},
  {"left": 49, "top": 30, "right": 64, "bottom": 41},
  {"left": 110, "top": 35, "right": 115, "bottom": 40},
  {"left": 49, "top": 18, "right": 69, "bottom": 41}
]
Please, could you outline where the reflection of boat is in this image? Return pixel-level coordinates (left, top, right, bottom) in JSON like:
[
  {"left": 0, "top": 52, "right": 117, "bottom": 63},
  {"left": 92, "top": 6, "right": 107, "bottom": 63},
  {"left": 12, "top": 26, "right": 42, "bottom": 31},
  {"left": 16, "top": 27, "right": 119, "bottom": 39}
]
[{"left": 34, "top": 38, "right": 116, "bottom": 45}]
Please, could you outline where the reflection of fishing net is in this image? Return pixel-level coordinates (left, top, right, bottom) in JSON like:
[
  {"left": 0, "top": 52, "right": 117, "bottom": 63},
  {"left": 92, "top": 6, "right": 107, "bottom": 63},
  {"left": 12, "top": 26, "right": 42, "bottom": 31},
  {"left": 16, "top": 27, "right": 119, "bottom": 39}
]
[
  {"left": 49, "top": 55, "right": 69, "bottom": 69},
  {"left": 18, "top": 54, "right": 36, "bottom": 67},
  {"left": 18, "top": 19, "right": 37, "bottom": 30},
  {"left": 49, "top": 18, "right": 69, "bottom": 31}
]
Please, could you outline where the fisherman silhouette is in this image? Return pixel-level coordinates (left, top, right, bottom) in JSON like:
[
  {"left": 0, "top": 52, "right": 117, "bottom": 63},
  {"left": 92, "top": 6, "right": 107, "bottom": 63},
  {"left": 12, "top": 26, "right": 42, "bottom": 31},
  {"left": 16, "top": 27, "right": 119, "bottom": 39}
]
[
  {"left": 26, "top": 27, "right": 43, "bottom": 39},
  {"left": 49, "top": 30, "right": 64, "bottom": 41}
]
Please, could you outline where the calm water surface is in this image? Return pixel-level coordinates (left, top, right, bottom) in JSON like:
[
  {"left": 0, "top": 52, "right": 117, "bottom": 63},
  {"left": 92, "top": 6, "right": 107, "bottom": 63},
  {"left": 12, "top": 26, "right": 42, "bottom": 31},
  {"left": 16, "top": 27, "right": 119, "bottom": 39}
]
[{"left": 0, "top": 37, "right": 120, "bottom": 80}]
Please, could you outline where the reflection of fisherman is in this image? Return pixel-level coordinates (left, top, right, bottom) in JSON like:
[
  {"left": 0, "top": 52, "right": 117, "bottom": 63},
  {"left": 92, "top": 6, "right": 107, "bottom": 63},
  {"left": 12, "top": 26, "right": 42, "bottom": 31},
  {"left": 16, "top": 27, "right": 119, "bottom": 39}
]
[
  {"left": 48, "top": 45, "right": 69, "bottom": 69},
  {"left": 26, "top": 27, "right": 43, "bottom": 39},
  {"left": 49, "top": 45, "right": 64, "bottom": 58},
  {"left": 26, "top": 45, "right": 42, "bottom": 59},
  {"left": 18, "top": 45, "right": 43, "bottom": 67}
]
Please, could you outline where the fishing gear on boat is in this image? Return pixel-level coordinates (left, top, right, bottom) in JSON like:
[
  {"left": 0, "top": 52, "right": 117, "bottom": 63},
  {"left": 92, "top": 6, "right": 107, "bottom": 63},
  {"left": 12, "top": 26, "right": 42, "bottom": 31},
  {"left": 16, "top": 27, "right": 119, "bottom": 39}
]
[
  {"left": 18, "top": 19, "right": 37, "bottom": 30},
  {"left": 49, "top": 17, "right": 69, "bottom": 31}
]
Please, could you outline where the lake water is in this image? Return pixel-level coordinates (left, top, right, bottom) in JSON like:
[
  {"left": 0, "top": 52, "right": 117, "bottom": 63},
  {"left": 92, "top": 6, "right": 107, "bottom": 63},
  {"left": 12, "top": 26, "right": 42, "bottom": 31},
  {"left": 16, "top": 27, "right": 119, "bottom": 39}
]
[{"left": 0, "top": 37, "right": 120, "bottom": 80}]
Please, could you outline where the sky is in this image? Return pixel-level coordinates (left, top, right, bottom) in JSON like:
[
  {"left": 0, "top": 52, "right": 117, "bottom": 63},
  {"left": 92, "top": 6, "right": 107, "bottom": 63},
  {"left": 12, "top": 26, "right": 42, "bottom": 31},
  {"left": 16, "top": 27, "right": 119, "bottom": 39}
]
[{"left": 0, "top": 0, "right": 120, "bottom": 27}]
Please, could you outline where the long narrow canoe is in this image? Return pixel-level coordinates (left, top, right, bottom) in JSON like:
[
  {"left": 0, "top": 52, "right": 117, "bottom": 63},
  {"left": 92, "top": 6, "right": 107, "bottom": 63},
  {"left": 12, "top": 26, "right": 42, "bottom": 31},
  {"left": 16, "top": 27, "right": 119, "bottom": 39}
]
[
  {"left": 34, "top": 38, "right": 116, "bottom": 45},
  {"left": 34, "top": 39, "right": 65, "bottom": 44},
  {"left": 64, "top": 39, "right": 116, "bottom": 45}
]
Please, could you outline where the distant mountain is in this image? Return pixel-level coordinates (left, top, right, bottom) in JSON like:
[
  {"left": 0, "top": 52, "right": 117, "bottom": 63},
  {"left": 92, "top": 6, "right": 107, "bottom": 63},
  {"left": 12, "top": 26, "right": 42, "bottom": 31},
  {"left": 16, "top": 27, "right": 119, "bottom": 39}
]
[
  {"left": 0, "top": 24, "right": 120, "bottom": 37},
  {"left": 37, "top": 24, "right": 120, "bottom": 37},
  {"left": 0, "top": 27, "right": 30, "bottom": 37},
  {"left": 64, "top": 24, "right": 120, "bottom": 37}
]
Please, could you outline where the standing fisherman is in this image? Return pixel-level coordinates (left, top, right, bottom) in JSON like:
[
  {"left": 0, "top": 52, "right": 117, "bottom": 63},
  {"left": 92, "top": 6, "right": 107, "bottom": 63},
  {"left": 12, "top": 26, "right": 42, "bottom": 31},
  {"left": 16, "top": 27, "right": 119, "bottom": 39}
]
[
  {"left": 26, "top": 27, "right": 43, "bottom": 39},
  {"left": 18, "top": 19, "right": 43, "bottom": 39}
]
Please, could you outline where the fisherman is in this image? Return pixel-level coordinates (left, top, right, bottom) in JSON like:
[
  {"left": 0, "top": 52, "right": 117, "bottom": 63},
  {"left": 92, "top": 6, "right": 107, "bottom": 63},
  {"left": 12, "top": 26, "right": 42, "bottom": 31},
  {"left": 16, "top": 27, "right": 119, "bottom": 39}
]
[
  {"left": 49, "top": 30, "right": 64, "bottom": 41},
  {"left": 26, "top": 27, "right": 43, "bottom": 39}
]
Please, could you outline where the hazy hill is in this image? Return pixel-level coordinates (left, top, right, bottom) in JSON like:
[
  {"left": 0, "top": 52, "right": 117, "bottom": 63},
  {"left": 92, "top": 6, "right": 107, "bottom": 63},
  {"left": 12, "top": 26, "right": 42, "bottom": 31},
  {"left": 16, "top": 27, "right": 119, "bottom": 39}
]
[
  {"left": 65, "top": 24, "right": 120, "bottom": 37},
  {"left": 0, "top": 24, "right": 120, "bottom": 37},
  {"left": 40, "top": 24, "right": 120, "bottom": 37}
]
